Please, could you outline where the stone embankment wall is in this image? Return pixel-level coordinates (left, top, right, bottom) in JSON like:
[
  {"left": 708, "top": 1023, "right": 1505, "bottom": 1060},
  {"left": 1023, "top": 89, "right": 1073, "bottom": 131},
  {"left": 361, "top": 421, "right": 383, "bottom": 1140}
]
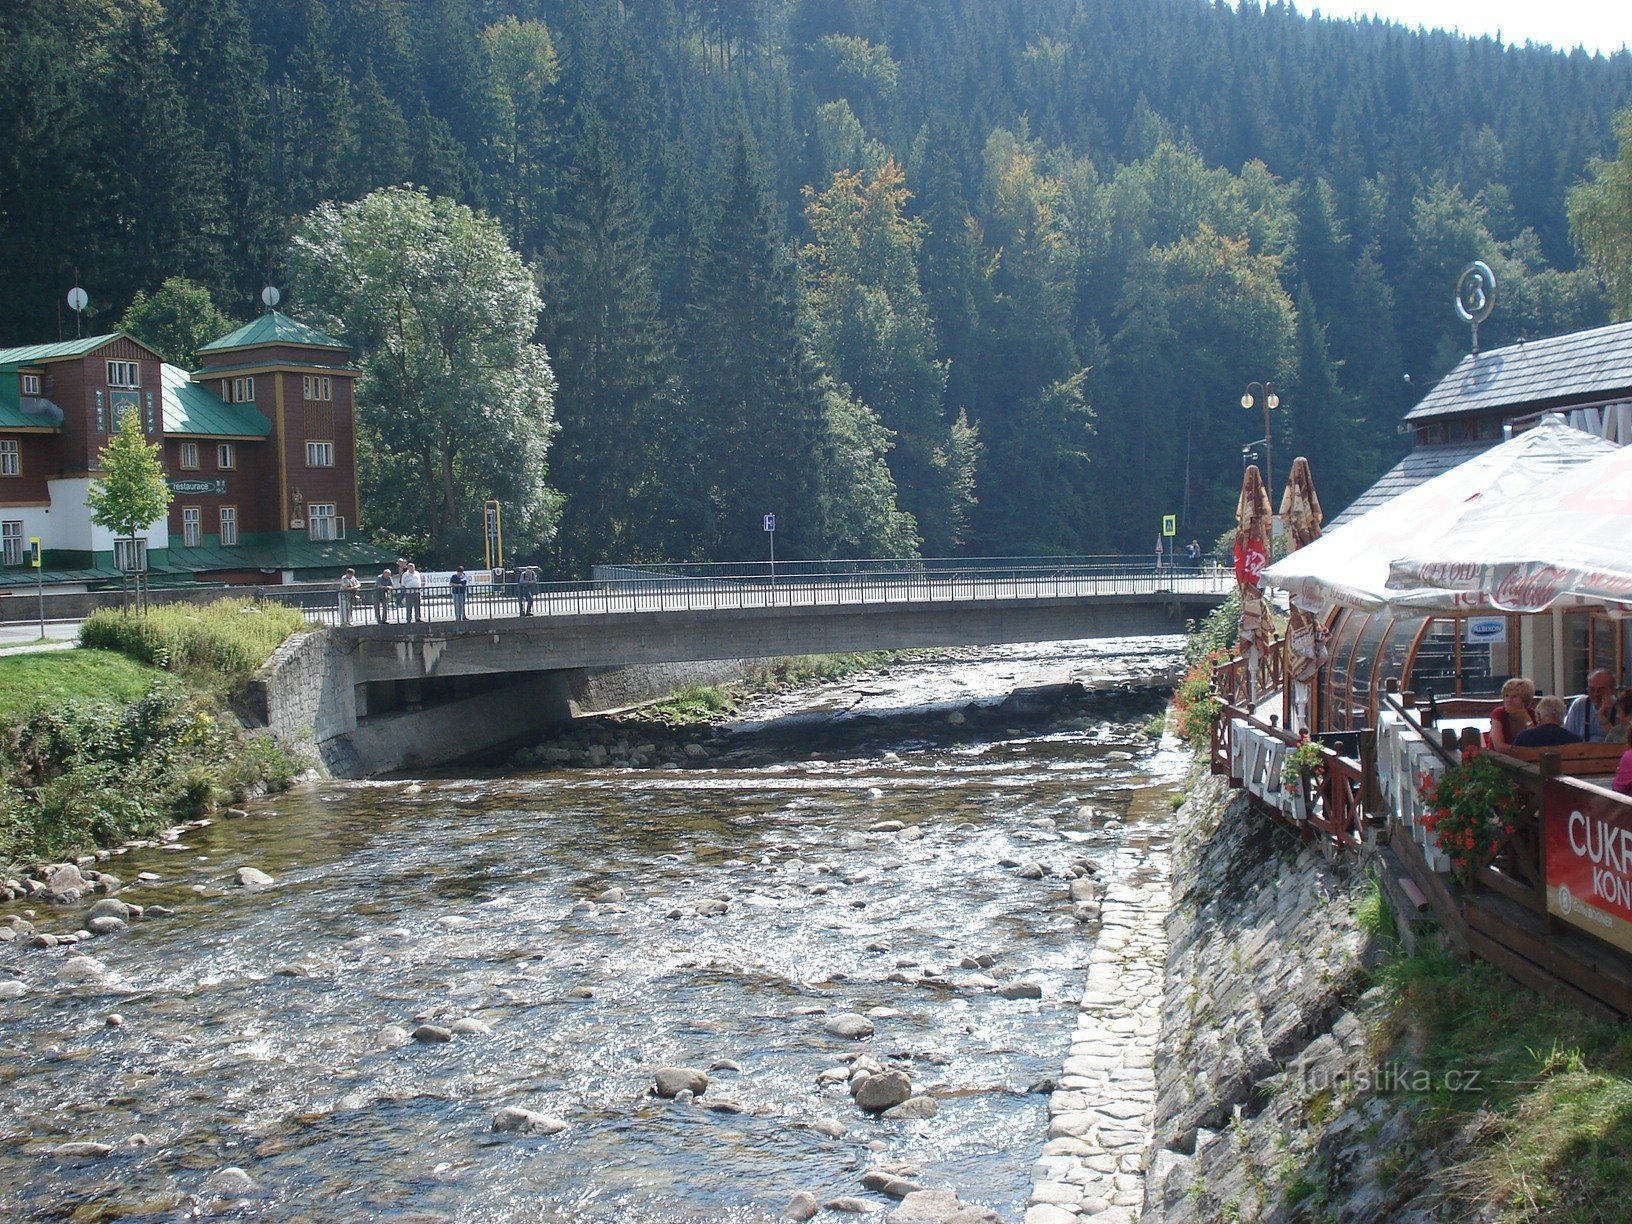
[
  {"left": 1142, "top": 773, "right": 1412, "bottom": 1223},
  {"left": 245, "top": 630, "right": 757, "bottom": 777}
]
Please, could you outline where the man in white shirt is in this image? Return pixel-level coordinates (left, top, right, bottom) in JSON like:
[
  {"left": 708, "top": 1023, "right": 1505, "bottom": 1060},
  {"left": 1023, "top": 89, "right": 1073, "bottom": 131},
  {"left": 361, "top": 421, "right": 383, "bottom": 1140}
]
[
  {"left": 1565, "top": 668, "right": 1616, "bottom": 743},
  {"left": 400, "top": 562, "right": 424, "bottom": 624}
]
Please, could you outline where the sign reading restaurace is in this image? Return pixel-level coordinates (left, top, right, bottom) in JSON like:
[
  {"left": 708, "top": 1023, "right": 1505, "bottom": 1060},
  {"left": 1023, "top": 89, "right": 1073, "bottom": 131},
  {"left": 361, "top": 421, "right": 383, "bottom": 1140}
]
[
  {"left": 1545, "top": 782, "right": 1632, "bottom": 955},
  {"left": 167, "top": 478, "right": 228, "bottom": 495}
]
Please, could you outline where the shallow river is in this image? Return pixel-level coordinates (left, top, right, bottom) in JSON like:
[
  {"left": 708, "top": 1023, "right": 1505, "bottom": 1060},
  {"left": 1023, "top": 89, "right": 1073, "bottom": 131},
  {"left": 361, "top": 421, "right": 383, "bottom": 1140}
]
[{"left": 0, "top": 636, "right": 1186, "bottom": 1222}]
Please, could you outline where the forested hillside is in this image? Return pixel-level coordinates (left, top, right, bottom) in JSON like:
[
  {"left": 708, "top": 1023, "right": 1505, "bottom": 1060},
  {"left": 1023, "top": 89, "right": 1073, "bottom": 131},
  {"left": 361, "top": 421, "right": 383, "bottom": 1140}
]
[{"left": 4, "top": 0, "right": 1630, "bottom": 568}]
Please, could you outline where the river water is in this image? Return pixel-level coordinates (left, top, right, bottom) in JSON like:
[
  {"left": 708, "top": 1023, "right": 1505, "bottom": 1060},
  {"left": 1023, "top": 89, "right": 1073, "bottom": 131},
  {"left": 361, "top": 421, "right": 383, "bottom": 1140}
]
[{"left": 0, "top": 636, "right": 1186, "bottom": 1222}]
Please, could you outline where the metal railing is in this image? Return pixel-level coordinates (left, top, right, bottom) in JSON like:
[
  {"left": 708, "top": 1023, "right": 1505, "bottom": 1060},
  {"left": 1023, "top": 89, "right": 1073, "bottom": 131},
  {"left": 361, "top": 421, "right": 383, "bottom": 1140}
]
[{"left": 256, "top": 559, "right": 1231, "bottom": 630}]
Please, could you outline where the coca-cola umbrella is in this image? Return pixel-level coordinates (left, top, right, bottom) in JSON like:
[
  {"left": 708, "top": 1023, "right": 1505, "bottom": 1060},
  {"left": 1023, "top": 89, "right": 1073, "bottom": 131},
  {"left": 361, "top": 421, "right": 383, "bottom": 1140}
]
[
  {"left": 1235, "top": 463, "right": 1275, "bottom": 701},
  {"left": 1387, "top": 440, "right": 1632, "bottom": 613},
  {"left": 1262, "top": 414, "right": 1616, "bottom": 614},
  {"left": 1279, "top": 457, "right": 1326, "bottom": 732}
]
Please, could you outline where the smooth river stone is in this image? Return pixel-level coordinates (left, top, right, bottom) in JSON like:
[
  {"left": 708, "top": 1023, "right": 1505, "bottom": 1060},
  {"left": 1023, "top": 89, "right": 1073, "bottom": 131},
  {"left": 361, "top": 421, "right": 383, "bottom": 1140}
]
[
  {"left": 653, "top": 1066, "right": 709, "bottom": 1098},
  {"left": 234, "top": 867, "right": 275, "bottom": 890},
  {"left": 823, "top": 1012, "right": 876, "bottom": 1040},
  {"left": 49, "top": 1141, "right": 115, "bottom": 1161},
  {"left": 852, "top": 1070, "right": 912, "bottom": 1113},
  {"left": 58, "top": 955, "right": 107, "bottom": 983},
  {"left": 881, "top": 1096, "right": 938, "bottom": 1120},
  {"left": 786, "top": 1190, "right": 819, "bottom": 1220},
  {"left": 492, "top": 1106, "right": 568, "bottom": 1135},
  {"left": 378, "top": 1025, "right": 411, "bottom": 1048},
  {"left": 410, "top": 1024, "right": 453, "bottom": 1043},
  {"left": 0, "top": 980, "right": 29, "bottom": 999},
  {"left": 204, "top": 1167, "right": 255, "bottom": 1195},
  {"left": 450, "top": 1017, "right": 492, "bottom": 1036}
]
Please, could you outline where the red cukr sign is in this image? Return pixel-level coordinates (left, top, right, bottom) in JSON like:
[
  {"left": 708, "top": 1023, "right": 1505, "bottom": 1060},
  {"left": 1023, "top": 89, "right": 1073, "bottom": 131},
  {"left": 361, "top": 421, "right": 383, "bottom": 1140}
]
[
  {"left": 1544, "top": 781, "right": 1632, "bottom": 955},
  {"left": 1234, "top": 538, "right": 1268, "bottom": 588}
]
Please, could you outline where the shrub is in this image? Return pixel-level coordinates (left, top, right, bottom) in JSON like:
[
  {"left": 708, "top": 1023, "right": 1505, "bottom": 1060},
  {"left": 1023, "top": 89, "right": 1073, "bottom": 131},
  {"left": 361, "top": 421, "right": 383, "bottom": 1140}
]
[
  {"left": 80, "top": 597, "right": 307, "bottom": 683},
  {"left": 1172, "top": 652, "right": 1226, "bottom": 749}
]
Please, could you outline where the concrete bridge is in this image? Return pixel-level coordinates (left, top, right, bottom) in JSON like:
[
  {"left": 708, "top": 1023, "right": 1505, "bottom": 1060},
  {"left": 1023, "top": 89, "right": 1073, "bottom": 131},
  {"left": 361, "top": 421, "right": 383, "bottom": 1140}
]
[
  {"left": 331, "top": 564, "right": 1230, "bottom": 684},
  {"left": 257, "top": 560, "right": 1229, "bottom": 775}
]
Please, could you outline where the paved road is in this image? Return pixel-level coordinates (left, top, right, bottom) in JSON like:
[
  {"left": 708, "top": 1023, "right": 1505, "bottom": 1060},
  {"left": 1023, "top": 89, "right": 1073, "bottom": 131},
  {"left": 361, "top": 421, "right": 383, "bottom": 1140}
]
[{"left": 0, "top": 618, "right": 79, "bottom": 653}]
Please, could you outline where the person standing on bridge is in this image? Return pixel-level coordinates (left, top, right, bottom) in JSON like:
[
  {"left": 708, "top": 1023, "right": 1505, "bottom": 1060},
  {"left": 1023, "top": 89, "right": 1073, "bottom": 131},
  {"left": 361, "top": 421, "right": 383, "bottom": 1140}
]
[
  {"left": 373, "top": 568, "right": 395, "bottom": 624},
  {"left": 401, "top": 562, "right": 424, "bottom": 623},
  {"left": 519, "top": 564, "right": 539, "bottom": 615},
  {"left": 338, "top": 568, "right": 361, "bottom": 626},
  {"left": 1186, "top": 539, "right": 1201, "bottom": 570},
  {"left": 450, "top": 565, "right": 470, "bottom": 621}
]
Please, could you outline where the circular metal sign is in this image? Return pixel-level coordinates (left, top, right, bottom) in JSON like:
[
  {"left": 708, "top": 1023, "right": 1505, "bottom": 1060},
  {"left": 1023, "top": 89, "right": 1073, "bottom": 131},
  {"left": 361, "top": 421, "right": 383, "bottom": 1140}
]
[
  {"left": 1454, "top": 260, "right": 1495, "bottom": 324},
  {"left": 261, "top": 285, "right": 281, "bottom": 308},
  {"left": 66, "top": 286, "right": 88, "bottom": 312}
]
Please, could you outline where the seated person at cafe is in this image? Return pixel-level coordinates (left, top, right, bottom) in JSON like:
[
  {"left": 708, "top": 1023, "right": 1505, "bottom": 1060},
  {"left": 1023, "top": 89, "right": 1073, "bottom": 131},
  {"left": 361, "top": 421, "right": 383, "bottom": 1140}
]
[
  {"left": 1489, "top": 677, "right": 1536, "bottom": 752},
  {"left": 1564, "top": 668, "right": 1618, "bottom": 743},
  {"left": 1510, "top": 695, "right": 1583, "bottom": 749}
]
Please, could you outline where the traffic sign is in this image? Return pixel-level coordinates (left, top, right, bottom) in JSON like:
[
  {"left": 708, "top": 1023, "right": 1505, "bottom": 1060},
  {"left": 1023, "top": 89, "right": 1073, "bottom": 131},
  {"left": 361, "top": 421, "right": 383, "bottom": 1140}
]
[
  {"left": 1162, "top": 514, "right": 1176, "bottom": 537},
  {"left": 763, "top": 513, "right": 776, "bottom": 532},
  {"left": 28, "top": 536, "right": 41, "bottom": 568}
]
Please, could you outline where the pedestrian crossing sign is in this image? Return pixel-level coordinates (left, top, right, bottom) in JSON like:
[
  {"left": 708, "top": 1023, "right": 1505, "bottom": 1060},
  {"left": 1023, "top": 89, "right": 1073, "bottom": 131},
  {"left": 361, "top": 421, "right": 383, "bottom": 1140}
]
[{"left": 1162, "top": 515, "right": 1176, "bottom": 537}]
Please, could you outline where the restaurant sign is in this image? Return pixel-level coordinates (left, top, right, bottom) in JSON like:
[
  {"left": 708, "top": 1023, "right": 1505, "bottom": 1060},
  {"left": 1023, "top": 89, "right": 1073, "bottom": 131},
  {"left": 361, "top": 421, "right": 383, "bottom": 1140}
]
[
  {"left": 167, "top": 478, "right": 228, "bottom": 495},
  {"left": 1545, "top": 781, "right": 1632, "bottom": 954}
]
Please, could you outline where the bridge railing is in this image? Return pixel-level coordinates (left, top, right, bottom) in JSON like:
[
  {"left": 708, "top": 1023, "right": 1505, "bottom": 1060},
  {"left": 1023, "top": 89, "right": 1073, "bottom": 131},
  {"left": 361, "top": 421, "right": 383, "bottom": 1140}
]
[
  {"left": 593, "top": 554, "right": 1224, "bottom": 584},
  {"left": 256, "top": 560, "right": 1230, "bottom": 629}
]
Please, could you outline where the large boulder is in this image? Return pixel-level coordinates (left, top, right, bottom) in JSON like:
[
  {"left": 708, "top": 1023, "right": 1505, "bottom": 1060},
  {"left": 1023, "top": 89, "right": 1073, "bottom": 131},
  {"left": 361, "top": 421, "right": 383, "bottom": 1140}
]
[
  {"left": 654, "top": 1067, "right": 709, "bottom": 1099},
  {"left": 852, "top": 1070, "right": 912, "bottom": 1114}
]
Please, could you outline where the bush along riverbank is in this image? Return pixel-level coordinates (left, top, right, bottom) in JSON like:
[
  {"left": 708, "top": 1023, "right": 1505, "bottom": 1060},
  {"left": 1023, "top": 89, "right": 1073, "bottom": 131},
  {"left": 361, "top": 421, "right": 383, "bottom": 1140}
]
[
  {"left": 1144, "top": 771, "right": 1632, "bottom": 1222},
  {"left": 0, "top": 600, "right": 309, "bottom": 884}
]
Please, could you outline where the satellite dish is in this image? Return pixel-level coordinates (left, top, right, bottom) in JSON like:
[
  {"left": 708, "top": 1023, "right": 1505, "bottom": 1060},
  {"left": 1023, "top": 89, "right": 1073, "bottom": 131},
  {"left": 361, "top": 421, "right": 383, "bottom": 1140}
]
[
  {"left": 261, "top": 285, "right": 282, "bottom": 309},
  {"left": 67, "top": 287, "right": 88, "bottom": 312}
]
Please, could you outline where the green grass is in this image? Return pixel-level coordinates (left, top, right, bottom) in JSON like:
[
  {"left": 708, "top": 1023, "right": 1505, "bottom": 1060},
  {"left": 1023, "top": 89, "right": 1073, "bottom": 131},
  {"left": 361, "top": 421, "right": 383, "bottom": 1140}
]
[
  {"left": 79, "top": 597, "right": 307, "bottom": 684},
  {"left": 1355, "top": 871, "right": 1397, "bottom": 943},
  {"left": 0, "top": 637, "right": 52, "bottom": 653},
  {"left": 1375, "top": 946, "right": 1632, "bottom": 1221},
  {"left": 640, "top": 652, "right": 905, "bottom": 726},
  {"left": 0, "top": 648, "right": 159, "bottom": 721}
]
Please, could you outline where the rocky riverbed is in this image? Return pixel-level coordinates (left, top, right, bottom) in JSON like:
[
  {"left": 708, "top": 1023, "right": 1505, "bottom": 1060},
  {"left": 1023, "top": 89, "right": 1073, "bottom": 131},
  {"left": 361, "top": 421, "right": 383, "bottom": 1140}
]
[{"left": 0, "top": 637, "right": 1188, "bottom": 1222}]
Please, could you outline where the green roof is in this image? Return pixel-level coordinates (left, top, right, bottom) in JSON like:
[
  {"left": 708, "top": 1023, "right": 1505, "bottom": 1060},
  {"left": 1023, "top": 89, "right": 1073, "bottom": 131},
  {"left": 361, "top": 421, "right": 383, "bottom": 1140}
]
[
  {"left": 0, "top": 363, "right": 64, "bottom": 429},
  {"left": 199, "top": 312, "right": 346, "bottom": 354},
  {"left": 0, "top": 334, "right": 121, "bottom": 364},
  {"left": 167, "top": 537, "right": 396, "bottom": 574},
  {"left": 161, "top": 363, "right": 271, "bottom": 437},
  {"left": 192, "top": 358, "right": 357, "bottom": 377}
]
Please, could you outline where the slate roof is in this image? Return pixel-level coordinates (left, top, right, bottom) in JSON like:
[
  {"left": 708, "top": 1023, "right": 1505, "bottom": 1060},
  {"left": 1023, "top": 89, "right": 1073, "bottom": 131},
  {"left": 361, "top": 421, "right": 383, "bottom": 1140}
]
[
  {"left": 199, "top": 312, "right": 346, "bottom": 354},
  {"left": 1406, "top": 319, "right": 1632, "bottom": 422},
  {"left": 1328, "top": 440, "right": 1494, "bottom": 527},
  {"left": 160, "top": 363, "right": 271, "bottom": 438},
  {"left": 0, "top": 335, "right": 120, "bottom": 364}
]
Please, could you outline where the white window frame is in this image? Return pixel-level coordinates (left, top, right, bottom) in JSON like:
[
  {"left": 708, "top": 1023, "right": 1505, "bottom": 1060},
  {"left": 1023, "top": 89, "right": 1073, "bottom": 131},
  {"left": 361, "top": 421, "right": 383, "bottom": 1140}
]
[
  {"left": 303, "top": 375, "right": 332, "bottom": 401},
  {"left": 307, "top": 503, "right": 340, "bottom": 541},
  {"left": 114, "top": 537, "right": 148, "bottom": 573},
  {"left": 305, "top": 440, "right": 334, "bottom": 467},
  {"left": 226, "top": 376, "right": 254, "bottom": 403},
  {"left": 0, "top": 439, "right": 18, "bottom": 477},
  {"left": 107, "top": 360, "right": 139, "bottom": 388},
  {"left": 182, "top": 506, "right": 201, "bottom": 548},
  {"left": 1, "top": 521, "right": 22, "bottom": 567},
  {"left": 21, "top": 373, "right": 40, "bottom": 395},
  {"left": 179, "top": 441, "right": 200, "bottom": 470},
  {"left": 217, "top": 442, "right": 236, "bottom": 470},
  {"left": 219, "top": 506, "right": 238, "bottom": 547}
]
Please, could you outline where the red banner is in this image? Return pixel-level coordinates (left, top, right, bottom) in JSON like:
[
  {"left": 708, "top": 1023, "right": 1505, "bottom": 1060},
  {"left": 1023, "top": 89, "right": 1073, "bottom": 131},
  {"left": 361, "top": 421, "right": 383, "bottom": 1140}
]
[
  {"left": 1544, "top": 781, "right": 1632, "bottom": 955},
  {"left": 1234, "top": 538, "right": 1268, "bottom": 588}
]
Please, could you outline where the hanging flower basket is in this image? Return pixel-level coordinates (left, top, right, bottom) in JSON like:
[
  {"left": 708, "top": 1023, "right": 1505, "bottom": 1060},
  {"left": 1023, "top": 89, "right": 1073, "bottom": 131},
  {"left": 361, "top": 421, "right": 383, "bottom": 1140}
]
[{"left": 1417, "top": 756, "right": 1525, "bottom": 887}]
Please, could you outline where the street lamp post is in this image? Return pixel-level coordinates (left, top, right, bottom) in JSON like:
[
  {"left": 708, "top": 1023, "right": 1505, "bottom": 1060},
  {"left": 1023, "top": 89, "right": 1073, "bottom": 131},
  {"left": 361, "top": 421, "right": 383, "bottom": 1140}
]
[{"left": 1240, "top": 380, "right": 1280, "bottom": 497}]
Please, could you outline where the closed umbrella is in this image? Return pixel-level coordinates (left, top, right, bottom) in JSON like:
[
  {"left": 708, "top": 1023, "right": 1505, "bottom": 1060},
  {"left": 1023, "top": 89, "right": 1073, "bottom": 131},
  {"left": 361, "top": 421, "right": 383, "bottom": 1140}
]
[
  {"left": 1235, "top": 464, "right": 1275, "bottom": 702},
  {"left": 1279, "top": 457, "right": 1326, "bottom": 731}
]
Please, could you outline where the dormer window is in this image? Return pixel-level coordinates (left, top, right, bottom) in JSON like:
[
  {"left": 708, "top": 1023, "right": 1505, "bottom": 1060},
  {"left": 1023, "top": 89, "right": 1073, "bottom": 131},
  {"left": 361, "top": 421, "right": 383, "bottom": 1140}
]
[
  {"left": 107, "top": 360, "right": 139, "bottom": 388},
  {"left": 21, "top": 373, "right": 39, "bottom": 395},
  {"left": 224, "top": 376, "right": 255, "bottom": 403}
]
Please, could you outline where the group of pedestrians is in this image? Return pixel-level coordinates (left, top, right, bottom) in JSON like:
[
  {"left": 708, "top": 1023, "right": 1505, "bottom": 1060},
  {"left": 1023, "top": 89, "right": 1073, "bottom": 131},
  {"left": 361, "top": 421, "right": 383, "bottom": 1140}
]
[{"left": 336, "top": 559, "right": 542, "bottom": 625}]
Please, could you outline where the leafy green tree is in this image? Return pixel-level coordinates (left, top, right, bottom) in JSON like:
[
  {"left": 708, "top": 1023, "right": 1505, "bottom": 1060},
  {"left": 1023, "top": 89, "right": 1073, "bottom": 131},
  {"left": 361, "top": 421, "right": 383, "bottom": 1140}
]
[
  {"left": 288, "top": 187, "right": 559, "bottom": 563},
  {"left": 1569, "top": 105, "right": 1632, "bottom": 319},
  {"left": 804, "top": 160, "right": 977, "bottom": 551},
  {"left": 482, "top": 16, "right": 562, "bottom": 260},
  {"left": 88, "top": 410, "right": 172, "bottom": 603},
  {"left": 118, "top": 278, "right": 238, "bottom": 367}
]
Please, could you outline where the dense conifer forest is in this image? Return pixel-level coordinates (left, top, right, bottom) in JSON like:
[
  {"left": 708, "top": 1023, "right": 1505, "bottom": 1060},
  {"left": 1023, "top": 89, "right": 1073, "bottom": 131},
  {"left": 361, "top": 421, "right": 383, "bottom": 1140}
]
[{"left": 4, "top": 0, "right": 1631, "bottom": 568}]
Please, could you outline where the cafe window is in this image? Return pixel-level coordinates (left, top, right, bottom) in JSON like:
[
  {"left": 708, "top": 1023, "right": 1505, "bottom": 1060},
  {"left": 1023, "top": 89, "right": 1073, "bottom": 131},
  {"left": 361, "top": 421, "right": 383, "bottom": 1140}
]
[
  {"left": 219, "top": 506, "right": 238, "bottom": 547},
  {"left": 217, "top": 442, "right": 235, "bottom": 470},
  {"left": 179, "top": 441, "right": 199, "bottom": 470},
  {"left": 0, "top": 439, "right": 18, "bottom": 477},
  {"left": 182, "top": 506, "right": 201, "bottom": 548}
]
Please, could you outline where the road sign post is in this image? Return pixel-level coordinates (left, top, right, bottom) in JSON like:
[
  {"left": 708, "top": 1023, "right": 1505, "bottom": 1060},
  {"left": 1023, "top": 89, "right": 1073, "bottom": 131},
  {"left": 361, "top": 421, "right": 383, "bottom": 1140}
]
[
  {"left": 763, "top": 513, "right": 777, "bottom": 582},
  {"left": 30, "top": 536, "right": 43, "bottom": 639}
]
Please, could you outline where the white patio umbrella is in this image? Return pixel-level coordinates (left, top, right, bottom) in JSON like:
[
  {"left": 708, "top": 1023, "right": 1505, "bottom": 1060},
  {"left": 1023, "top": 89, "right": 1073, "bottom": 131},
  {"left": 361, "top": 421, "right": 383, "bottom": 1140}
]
[
  {"left": 1261, "top": 415, "right": 1616, "bottom": 614},
  {"left": 1387, "top": 438, "right": 1632, "bottom": 613}
]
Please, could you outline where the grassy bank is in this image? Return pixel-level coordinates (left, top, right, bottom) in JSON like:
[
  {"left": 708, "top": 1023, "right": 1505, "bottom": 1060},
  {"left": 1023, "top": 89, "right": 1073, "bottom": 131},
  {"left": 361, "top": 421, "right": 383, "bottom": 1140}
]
[
  {"left": 0, "top": 600, "right": 308, "bottom": 871},
  {"left": 640, "top": 652, "right": 905, "bottom": 726},
  {"left": 1371, "top": 942, "right": 1632, "bottom": 1222}
]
